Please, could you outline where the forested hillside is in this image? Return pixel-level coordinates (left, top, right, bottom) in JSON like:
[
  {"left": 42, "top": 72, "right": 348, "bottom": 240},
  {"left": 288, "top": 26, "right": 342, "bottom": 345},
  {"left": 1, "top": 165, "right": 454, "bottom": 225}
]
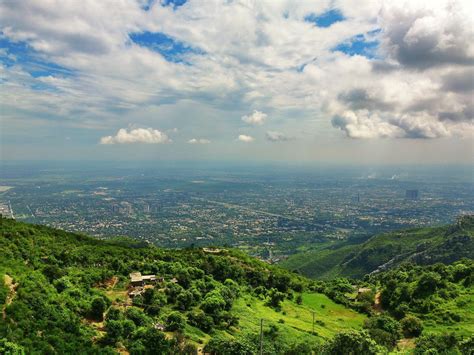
[
  {"left": 281, "top": 215, "right": 474, "bottom": 279},
  {"left": 1, "top": 218, "right": 472, "bottom": 354}
]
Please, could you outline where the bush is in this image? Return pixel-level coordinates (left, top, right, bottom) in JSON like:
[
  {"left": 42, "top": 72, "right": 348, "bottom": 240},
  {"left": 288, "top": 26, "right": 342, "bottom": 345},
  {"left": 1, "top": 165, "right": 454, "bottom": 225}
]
[{"left": 296, "top": 294, "right": 303, "bottom": 305}]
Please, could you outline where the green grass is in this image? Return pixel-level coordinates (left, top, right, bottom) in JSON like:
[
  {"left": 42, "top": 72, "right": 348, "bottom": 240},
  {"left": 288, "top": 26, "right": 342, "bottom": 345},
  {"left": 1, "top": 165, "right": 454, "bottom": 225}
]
[{"left": 232, "top": 292, "right": 366, "bottom": 342}]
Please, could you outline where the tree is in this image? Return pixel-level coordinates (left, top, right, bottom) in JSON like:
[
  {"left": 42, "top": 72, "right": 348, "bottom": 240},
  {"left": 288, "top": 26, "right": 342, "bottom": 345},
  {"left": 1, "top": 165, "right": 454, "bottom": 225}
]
[
  {"left": 188, "top": 309, "right": 214, "bottom": 332},
  {"left": 201, "top": 290, "right": 226, "bottom": 315},
  {"left": 266, "top": 288, "right": 286, "bottom": 310},
  {"left": 140, "top": 328, "right": 172, "bottom": 354},
  {"left": 105, "top": 320, "right": 124, "bottom": 342},
  {"left": 125, "top": 307, "right": 150, "bottom": 327},
  {"left": 400, "top": 315, "right": 423, "bottom": 338},
  {"left": 90, "top": 297, "right": 106, "bottom": 321},
  {"left": 166, "top": 311, "right": 186, "bottom": 332}
]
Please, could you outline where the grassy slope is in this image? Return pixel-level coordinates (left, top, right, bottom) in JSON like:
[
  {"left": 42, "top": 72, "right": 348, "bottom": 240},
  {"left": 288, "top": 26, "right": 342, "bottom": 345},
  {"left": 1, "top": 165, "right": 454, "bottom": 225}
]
[
  {"left": 281, "top": 217, "right": 474, "bottom": 279},
  {"left": 233, "top": 293, "right": 365, "bottom": 342}
]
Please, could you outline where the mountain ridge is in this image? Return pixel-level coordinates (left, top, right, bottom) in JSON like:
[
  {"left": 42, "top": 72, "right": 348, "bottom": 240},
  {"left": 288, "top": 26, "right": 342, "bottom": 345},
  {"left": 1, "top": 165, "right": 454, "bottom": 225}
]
[{"left": 281, "top": 215, "right": 474, "bottom": 279}]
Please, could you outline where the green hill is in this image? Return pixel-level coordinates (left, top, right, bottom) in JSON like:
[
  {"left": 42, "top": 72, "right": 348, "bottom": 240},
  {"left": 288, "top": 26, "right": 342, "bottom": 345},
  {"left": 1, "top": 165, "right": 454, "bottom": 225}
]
[
  {"left": 0, "top": 217, "right": 365, "bottom": 354},
  {"left": 281, "top": 215, "right": 474, "bottom": 280},
  {"left": 1, "top": 217, "right": 472, "bottom": 354}
]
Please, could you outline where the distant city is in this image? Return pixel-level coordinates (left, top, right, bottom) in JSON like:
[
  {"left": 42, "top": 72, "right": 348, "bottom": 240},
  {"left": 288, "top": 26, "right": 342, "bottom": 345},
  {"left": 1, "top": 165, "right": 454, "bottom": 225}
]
[{"left": 1, "top": 162, "right": 472, "bottom": 261}]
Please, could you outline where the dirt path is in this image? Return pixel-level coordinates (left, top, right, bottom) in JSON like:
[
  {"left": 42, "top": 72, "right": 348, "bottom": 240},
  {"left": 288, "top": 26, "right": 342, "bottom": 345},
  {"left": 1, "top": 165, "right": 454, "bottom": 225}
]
[
  {"left": 373, "top": 291, "right": 382, "bottom": 313},
  {"left": 2, "top": 274, "right": 17, "bottom": 320}
]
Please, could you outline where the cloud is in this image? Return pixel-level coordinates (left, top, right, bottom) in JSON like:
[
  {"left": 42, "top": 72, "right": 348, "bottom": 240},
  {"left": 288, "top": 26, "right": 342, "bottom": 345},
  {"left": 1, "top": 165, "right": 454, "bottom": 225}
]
[
  {"left": 338, "top": 88, "right": 393, "bottom": 111},
  {"left": 238, "top": 134, "right": 254, "bottom": 142},
  {"left": 331, "top": 110, "right": 473, "bottom": 139},
  {"left": 380, "top": 1, "right": 474, "bottom": 70},
  {"left": 441, "top": 69, "right": 474, "bottom": 93},
  {"left": 0, "top": 0, "right": 472, "bottom": 158},
  {"left": 99, "top": 127, "right": 171, "bottom": 144},
  {"left": 188, "top": 138, "right": 210, "bottom": 144},
  {"left": 241, "top": 110, "right": 267, "bottom": 126},
  {"left": 266, "top": 131, "right": 291, "bottom": 142}
]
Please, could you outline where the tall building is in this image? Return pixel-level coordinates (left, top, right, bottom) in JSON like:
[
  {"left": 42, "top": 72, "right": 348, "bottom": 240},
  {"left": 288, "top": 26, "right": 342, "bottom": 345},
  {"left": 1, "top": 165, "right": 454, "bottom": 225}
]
[{"left": 406, "top": 189, "right": 419, "bottom": 200}]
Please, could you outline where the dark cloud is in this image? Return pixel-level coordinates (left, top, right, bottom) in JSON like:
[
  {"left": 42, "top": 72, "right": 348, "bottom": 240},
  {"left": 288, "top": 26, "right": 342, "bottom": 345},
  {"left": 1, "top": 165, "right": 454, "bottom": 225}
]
[
  {"left": 441, "top": 69, "right": 474, "bottom": 93},
  {"left": 338, "top": 88, "right": 393, "bottom": 111}
]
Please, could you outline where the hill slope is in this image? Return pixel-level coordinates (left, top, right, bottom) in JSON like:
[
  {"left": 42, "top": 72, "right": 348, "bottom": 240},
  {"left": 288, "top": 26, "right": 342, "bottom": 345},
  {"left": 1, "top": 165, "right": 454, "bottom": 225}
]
[
  {"left": 281, "top": 216, "right": 474, "bottom": 279},
  {"left": 0, "top": 218, "right": 365, "bottom": 354}
]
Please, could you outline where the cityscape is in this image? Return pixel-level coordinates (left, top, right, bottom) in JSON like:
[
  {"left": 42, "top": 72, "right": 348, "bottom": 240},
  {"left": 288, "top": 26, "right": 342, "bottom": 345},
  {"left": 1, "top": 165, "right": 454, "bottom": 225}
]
[{"left": 1, "top": 163, "right": 472, "bottom": 261}]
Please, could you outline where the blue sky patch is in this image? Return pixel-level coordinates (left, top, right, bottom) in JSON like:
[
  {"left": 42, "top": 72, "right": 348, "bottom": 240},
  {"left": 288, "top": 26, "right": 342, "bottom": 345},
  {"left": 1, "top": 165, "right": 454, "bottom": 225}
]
[
  {"left": 161, "top": 0, "right": 187, "bottom": 10},
  {"left": 333, "top": 34, "right": 379, "bottom": 58},
  {"left": 129, "top": 31, "right": 203, "bottom": 63},
  {"left": 305, "top": 9, "right": 345, "bottom": 28},
  {"left": 0, "top": 37, "right": 74, "bottom": 78}
]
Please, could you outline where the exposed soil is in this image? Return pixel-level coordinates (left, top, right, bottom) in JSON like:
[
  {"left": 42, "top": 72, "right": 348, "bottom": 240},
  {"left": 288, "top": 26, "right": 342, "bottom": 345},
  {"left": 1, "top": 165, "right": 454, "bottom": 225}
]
[{"left": 373, "top": 291, "right": 383, "bottom": 313}]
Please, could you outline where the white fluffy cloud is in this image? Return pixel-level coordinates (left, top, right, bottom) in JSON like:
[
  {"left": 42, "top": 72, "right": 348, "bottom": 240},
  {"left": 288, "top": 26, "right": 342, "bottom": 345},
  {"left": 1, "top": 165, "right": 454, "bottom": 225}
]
[
  {"left": 241, "top": 110, "right": 267, "bottom": 126},
  {"left": 188, "top": 138, "right": 211, "bottom": 144},
  {"left": 238, "top": 134, "right": 254, "bottom": 142},
  {"left": 100, "top": 128, "right": 171, "bottom": 144}
]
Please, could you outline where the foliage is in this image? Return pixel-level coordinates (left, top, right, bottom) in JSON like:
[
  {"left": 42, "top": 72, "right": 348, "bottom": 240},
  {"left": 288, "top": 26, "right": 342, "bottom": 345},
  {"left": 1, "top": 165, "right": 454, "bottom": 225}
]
[
  {"left": 400, "top": 315, "right": 424, "bottom": 338},
  {"left": 166, "top": 311, "right": 186, "bottom": 332},
  {"left": 204, "top": 334, "right": 255, "bottom": 355},
  {"left": 414, "top": 333, "right": 463, "bottom": 354},
  {"left": 322, "top": 330, "right": 384, "bottom": 355},
  {"left": 1, "top": 217, "right": 472, "bottom": 354},
  {"left": 363, "top": 315, "right": 401, "bottom": 349}
]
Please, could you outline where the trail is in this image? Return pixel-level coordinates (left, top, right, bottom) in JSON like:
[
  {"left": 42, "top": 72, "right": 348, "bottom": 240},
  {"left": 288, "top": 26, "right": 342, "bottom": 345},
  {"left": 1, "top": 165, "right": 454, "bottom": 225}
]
[{"left": 373, "top": 291, "right": 382, "bottom": 313}]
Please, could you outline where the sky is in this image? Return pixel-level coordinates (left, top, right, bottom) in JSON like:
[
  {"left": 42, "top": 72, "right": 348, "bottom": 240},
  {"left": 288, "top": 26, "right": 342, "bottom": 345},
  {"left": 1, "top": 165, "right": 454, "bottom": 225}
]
[{"left": 0, "top": 0, "right": 473, "bottom": 164}]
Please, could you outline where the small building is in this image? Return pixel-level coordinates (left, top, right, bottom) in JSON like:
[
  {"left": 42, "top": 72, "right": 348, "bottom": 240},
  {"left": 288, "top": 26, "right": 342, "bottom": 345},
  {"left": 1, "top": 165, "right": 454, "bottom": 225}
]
[
  {"left": 357, "top": 287, "right": 372, "bottom": 297},
  {"left": 203, "top": 247, "right": 223, "bottom": 254},
  {"left": 129, "top": 272, "right": 158, "bottom": 287}
]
